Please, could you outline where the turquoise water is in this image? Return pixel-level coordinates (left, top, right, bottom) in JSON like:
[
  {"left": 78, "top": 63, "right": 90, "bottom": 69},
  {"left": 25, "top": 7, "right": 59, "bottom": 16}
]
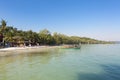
[{"left": 0, "top": 44, "right": 120, "bottom": 80}]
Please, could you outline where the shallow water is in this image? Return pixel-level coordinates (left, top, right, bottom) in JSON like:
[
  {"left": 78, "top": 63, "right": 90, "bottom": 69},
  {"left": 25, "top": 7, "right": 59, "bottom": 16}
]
[{"left": 0, "top": 44, "right": 120, "bottom": 80}]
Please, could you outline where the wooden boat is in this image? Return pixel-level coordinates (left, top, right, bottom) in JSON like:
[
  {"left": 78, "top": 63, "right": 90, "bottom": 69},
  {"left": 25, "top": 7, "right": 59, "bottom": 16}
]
[{"left": 74, "top": 44, "right": 81, "bottom": 49}]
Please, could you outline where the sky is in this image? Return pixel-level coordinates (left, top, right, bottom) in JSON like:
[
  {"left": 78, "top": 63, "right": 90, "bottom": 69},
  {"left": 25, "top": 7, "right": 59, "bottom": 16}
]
[{"left": 0, "top": 0, "right": 120, "bottom": 41}]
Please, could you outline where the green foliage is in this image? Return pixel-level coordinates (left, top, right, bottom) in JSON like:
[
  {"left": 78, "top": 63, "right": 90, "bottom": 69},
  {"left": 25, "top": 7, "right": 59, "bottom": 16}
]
[
  {"left": 1, "top": 19, "right": 6, "bottom": 30},
  {"left": 0, "top": 19, "right": 112, "bottom": 46},
  {"left": 53, "top": 32, "right": 63, "bottom": 45},
  {"left": 39, "top": 29, "right": 54, "bottom": 45}
]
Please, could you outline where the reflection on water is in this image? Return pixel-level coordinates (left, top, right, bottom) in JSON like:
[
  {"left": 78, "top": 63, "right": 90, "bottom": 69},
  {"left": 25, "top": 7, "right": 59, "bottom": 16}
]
[{"left": 0, "top": 44, "right": 120, "bottom": 80}]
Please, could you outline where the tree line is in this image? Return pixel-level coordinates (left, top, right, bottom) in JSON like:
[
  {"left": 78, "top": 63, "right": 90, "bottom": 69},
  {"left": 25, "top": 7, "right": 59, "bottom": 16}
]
[{"left": 0, "top": 19, "right": 112, "bottom": 47}]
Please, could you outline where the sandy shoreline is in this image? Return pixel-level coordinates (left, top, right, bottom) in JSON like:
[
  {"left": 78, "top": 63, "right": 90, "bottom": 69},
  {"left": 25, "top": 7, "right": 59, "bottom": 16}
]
[{"left": 0, "top": 46, "right": 60, "bottom": 56}]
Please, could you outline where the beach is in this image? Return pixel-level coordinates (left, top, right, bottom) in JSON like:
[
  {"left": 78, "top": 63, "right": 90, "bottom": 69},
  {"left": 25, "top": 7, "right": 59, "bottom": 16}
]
[{"left": 0, "top": 46, "right": 59, "bottom": 56}]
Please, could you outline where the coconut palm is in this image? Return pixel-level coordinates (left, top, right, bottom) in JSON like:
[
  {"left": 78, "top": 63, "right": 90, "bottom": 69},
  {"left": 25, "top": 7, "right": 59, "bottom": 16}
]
[
  {"left": 1, "top": 19, "right": 6, "bottom": 29},
  {"left": 1, "top": 19, "right": 7, "bottom": 47}
]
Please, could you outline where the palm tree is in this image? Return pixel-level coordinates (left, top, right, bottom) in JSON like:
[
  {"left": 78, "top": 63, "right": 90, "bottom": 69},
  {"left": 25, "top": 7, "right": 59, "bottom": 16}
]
[{"left": 1, "top": 19, "right": 7, "bottom": 47}]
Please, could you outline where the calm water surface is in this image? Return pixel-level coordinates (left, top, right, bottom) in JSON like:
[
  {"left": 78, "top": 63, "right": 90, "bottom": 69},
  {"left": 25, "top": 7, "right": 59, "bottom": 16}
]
[{"left": 0, "top": 44, "right": 120, "bottom": 80}]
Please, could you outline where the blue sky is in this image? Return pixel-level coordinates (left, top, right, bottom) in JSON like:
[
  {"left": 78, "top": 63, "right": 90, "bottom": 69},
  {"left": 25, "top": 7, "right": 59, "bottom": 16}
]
[{"left": 0, "top": 0, "right": 120, "bottom": 41}]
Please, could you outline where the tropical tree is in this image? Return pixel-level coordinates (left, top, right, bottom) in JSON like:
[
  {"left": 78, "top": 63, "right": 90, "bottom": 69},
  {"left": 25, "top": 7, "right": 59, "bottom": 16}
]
[
  {"left": 1, "top": 19, "right": 6, "bottom": 31},
  {"left": 39, "top": 29, "right": 54, "bottom": 45},
  {"left": 53, "top": 32, "right": 63, "bottom": 45},
  {"left": 0, "top": 19, "right": 112, "bottom": 46},
  {"left": 0, "top": 19, "right": 7, "bottom": 47}
]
